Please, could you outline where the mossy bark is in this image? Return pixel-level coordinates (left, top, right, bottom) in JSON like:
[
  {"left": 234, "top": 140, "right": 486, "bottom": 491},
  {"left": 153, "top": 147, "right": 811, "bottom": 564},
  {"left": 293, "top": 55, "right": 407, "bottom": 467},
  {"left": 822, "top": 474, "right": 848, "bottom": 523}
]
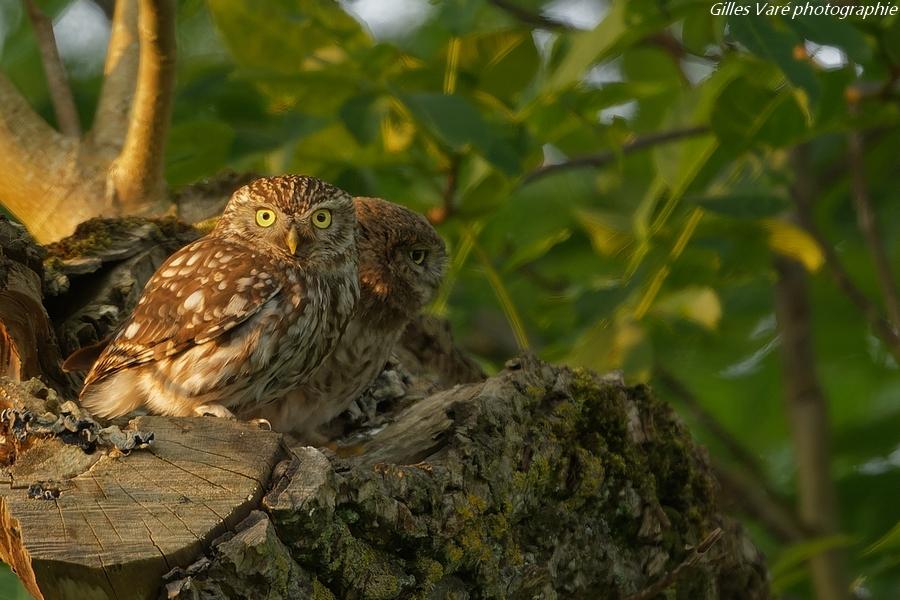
[{"left": 165, "top": 358, "right": 769, "bottom": 600}]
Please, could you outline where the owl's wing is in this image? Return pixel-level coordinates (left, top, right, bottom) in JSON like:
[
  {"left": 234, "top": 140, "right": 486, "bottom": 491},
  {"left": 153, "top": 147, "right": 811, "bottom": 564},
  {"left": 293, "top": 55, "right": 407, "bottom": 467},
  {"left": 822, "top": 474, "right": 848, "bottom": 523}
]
[{"left": 82, "top": 237, "right": 286, "bottom": 388}]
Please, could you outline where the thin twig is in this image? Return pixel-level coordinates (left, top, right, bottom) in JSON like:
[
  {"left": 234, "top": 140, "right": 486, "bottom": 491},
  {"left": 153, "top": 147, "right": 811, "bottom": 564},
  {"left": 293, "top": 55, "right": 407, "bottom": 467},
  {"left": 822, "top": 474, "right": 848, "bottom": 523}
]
[
  {"left": 521, "top": 126, "right": 709, "bottom": 185},
  {"left": 487, "top": 0, "right": 570, "bottom": 30},
  {"left": 114, "top": 0, "right": 177, "bottom": 207},
  {"left": 624, "top": 528, "right": 724, "bottom": 600},
  {"left": 791, "top": 152, "right": 900, "bottom": 363},
  {"left": 712, "top": 461, "right": 808, "bottom": 543},
  {"left": 846, "top": 103, "right": 900, "bottom": 329},
  {"left": 22, "top": 0, "right": 80, "bottom": 136},
  {"left": 807, "top": 225, "right": 900, "bottom": 361}
]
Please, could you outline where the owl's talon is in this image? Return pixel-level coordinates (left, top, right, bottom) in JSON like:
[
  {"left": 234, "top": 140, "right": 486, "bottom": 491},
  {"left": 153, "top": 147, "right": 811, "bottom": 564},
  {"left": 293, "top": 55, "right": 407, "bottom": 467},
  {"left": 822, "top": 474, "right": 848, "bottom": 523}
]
[
  {"left": 250, "top": 418, "right": 272, "bottom": 431},
  {"left": 194, "top": 403, "right": 236, "bottom": 419}
]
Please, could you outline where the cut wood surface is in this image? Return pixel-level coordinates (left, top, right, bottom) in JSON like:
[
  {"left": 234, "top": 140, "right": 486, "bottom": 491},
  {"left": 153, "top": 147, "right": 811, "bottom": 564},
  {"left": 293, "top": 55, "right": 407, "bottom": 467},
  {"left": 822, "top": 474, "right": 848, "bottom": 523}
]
[{"left": 0, "top": 387, "right": 282, "bottom": 600}]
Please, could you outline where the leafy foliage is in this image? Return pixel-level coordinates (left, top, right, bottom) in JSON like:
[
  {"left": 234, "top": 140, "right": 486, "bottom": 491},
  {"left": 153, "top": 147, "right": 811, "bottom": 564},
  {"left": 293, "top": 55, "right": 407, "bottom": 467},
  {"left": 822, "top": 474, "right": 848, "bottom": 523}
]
[{"left": 2, "top": 0, "right": 900, "bottom": 597}]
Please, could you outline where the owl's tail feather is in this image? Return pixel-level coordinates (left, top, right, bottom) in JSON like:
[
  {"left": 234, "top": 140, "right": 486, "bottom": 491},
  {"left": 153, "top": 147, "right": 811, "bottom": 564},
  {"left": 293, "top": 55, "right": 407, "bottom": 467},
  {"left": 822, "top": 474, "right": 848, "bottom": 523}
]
[{"left": 79, "top": 370, "right": 146, "bottom": 419}]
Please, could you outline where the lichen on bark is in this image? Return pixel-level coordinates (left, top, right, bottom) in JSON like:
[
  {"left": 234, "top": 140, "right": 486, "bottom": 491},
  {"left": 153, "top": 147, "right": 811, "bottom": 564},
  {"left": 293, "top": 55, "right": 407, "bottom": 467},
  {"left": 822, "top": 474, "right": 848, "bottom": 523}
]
[{"left": 165, "top": 356, "right": 768, "bottom": 599}]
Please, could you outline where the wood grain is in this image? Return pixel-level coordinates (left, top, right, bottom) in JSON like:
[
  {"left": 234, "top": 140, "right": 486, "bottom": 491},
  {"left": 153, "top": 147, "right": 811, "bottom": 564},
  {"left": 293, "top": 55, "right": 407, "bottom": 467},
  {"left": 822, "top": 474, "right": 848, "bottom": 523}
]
[{"left": 0, "top": 415, "right": 283, "bottom": 600}]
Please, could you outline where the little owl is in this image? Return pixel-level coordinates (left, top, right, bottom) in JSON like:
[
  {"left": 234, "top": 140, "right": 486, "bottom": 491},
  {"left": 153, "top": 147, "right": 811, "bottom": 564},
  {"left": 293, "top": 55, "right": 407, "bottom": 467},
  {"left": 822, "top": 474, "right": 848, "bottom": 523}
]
[
  {"left": 246, "top": 196, "right": 447, "bottom": 440},
  {"left": 79, "top": 175, "right": 360, "bottom": 419}
]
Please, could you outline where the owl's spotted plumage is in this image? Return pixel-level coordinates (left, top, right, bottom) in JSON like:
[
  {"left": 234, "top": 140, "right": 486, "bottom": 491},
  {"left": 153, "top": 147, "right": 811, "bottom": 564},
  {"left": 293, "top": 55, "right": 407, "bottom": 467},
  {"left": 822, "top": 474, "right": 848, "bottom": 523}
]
[
  {"left": 79, "top": 175, "right": 360, "bottom": 419},
  {"left": 247, "top": 197, "right": 447, "bottom": 439}
]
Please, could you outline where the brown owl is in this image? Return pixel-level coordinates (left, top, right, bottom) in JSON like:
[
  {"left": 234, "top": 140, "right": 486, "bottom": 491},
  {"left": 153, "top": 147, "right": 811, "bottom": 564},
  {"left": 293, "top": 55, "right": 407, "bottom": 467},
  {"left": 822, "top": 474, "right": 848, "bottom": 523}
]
[
  {"left": 79, "top": 176, "right": 359, "bottom": 420},
  {"left": 246, "top": 196, "right": 447, "bottom": 440}
]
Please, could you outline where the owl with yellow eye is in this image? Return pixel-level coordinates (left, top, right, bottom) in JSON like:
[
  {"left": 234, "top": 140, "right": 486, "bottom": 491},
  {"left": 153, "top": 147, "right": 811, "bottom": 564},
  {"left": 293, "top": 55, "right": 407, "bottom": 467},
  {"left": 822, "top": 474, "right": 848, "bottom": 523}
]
[{"left": 79, "top": 175, "right": 360, "bottom": 420}]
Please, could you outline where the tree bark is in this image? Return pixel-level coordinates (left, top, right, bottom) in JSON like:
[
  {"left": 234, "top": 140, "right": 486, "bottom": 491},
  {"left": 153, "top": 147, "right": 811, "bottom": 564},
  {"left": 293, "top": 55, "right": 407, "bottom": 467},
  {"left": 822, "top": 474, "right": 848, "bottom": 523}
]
[
  {"left": 773, "top": 256, "right": 848, "bottom": 600},
  {"left": 112, "top": 0, "right": 176, "bottom": 213},
  {"left": 0, "top": 219, "right": 65, "bottom": 389}
]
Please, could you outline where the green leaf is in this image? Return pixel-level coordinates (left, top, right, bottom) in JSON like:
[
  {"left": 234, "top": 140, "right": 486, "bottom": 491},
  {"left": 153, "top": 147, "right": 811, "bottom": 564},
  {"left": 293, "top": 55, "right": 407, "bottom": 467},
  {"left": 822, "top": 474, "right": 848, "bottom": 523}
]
[
  {"left": 575, "top": 208, "right": 634, "bottom": 257},
  {"left": 682, "top": 9, "right": 721, "bottom": 55},
  {"left": 710, "top": 78, "right": 807, "bottom": 150},
  {"left": 165, "top": 119, "right": 235, "bottom": 187},
  {"left": 772, "top": 535, "right": 856, "bottom": 579},
  {"left": 207, "top": 0, "right": 370, "bottom": 73},
  {"left": 864, "top": 521, "right": 900, "bottom": 556},
  {"left": 651, "top": 286, "right": 722, "bottom": 330},
  {"left": 728, "top": 15, "right": 820, "bottom": 106},
  {"left": 0, "top": 563, "right": 29, "bottom": 599},
  {"left": 691, "top": 193, "right": 788, "bottom": 219},
  {"left": 461, "top": 30, "right": 540, "bottom": 101},
  {"left": 401, "top": 93, "right": 486, "bottom": 150},
  {"left": 544, "top": 0, "right": 676, "bottom": 93},
  {"left": 340, "top": 94, "right": 383, "bottom": 145},
  {"left": 400, "top": 93, "right": 521, "bottom": 173}
]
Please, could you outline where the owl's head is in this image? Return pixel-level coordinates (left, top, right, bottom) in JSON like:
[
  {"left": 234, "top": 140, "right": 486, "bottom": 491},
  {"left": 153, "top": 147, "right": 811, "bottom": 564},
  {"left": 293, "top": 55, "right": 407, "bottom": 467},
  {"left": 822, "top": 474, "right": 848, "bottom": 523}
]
[
  {"left": 354, "top": 197, "right": 447, "bottom": 327},
  {"left": 216, "top": 175, "right": 357, "bottom": 268}
]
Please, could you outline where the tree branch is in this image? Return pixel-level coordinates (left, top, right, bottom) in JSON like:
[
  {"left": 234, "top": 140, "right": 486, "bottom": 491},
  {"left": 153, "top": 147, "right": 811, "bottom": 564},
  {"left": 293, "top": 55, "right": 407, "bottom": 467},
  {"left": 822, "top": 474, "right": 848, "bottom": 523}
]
[
  {"left": 487, "top": 0, "right": 570, "bottom": 30},
  {"left": 791, "top": 151, "right": 900, "bottom": 363},
  {"left": 712, "top": 461, "right": 808, "bottom": 544},
  {"left": 113, "top": 0, "right": 177, "bottom": 210},
  {"left": 0, "top": 74, "right": 77, "bottom": 237},
  {"left": 90, "top": 0, "right": 140, "bottom": 155},
  {"left": 21, "top": 0, "right": 81, "bottom": 136},
  {"left": 521, "top": 126, "right": 709, "bottom": 185},
  {"left": 846, "top": 108, "right": 900, "bottom": 329},
  {"left": 806, "top": 225, "right": 900, "bottom": 360},
  {"left": 772, "top": 146, "right": 849, "bottom": 600}
]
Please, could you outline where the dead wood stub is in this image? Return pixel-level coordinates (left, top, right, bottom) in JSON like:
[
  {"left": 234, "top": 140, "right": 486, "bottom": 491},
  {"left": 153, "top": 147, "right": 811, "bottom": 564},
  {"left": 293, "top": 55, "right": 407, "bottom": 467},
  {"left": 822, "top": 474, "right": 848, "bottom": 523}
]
[
  {"left": 43, "top": 217, "right": 199, "bottom": 365},
  {"left": 0, "top": 404, "right": 283, "bottom": 600},
  {"left": 0, "top": 218, "right": 64, "bottom": 388}
]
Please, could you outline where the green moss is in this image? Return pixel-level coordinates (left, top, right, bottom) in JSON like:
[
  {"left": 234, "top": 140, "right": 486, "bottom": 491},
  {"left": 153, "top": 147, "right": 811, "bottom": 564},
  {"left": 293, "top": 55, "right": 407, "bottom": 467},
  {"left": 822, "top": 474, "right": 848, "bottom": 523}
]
[
  {"left": 269, "top": 361, "right": 743, "bottom": 599},
  {"left": 311, "top": 578, "right": 336, "bottom": 600},
  {"left": 45, "top": 216, "right": 196, "bottom": 260}
]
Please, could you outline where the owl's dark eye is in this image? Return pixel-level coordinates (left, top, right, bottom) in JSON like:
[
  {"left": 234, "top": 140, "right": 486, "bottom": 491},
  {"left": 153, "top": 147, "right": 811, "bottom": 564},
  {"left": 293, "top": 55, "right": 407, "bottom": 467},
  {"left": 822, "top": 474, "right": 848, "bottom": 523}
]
[
  {"left": 311, "top": 208, "right": 332, "bottom": 229},
  {"left": 409, "top": 249, "right": 427, "bottom": 265}
]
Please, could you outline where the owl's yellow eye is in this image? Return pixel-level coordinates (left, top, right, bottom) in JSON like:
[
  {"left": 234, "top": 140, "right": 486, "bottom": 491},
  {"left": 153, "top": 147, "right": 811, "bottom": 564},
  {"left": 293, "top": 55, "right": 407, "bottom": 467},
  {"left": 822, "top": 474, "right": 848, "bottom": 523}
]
[
  {"left": 409, "top": 249, "right": 427, "bottom": 265},
  {"left": 311, "top": 208, "right": 332, "bottom": 229},
  {"left": 255, "top": 209, "right": 276, "bottom": 227}
]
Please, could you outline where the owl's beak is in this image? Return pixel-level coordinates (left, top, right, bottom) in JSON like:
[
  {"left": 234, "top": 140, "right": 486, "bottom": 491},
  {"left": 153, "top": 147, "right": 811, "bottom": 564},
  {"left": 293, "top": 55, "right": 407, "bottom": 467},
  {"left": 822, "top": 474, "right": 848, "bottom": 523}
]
[{"left": 286, "top": 226, "right": 300, "bottom": 255}]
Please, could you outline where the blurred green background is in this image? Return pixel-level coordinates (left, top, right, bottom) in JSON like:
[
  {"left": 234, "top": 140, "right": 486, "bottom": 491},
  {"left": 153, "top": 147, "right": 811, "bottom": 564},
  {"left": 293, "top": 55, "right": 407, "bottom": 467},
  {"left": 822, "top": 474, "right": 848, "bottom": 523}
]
[{"left": 1, "top": 0, "right": 899, "bottom": 598}]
